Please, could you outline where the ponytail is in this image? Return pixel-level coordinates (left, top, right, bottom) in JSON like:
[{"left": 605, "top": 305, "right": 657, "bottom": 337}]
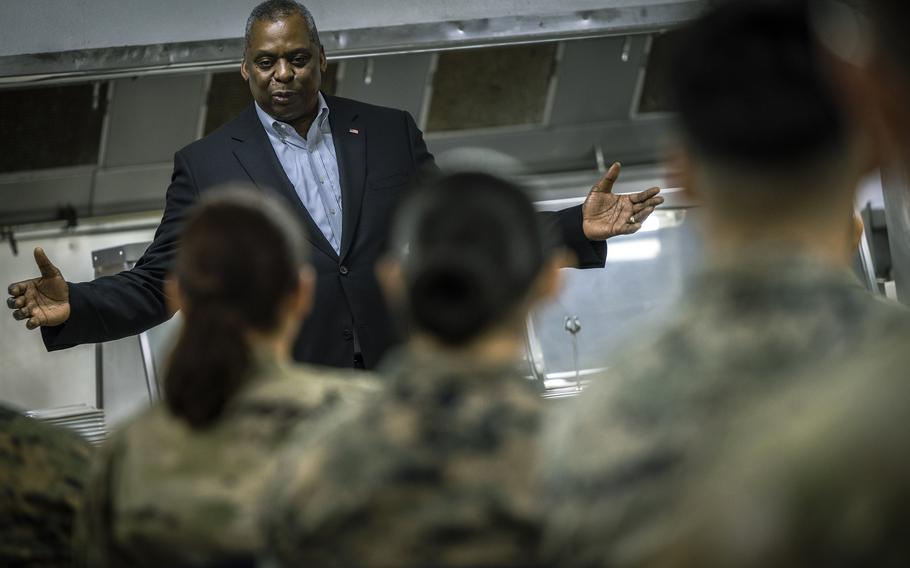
[
  {"left": 163, "top": 189, "right": 308, "bottom": 429},
  {"left": 165, "top": 306, "right": 250, "bottom": 428}
]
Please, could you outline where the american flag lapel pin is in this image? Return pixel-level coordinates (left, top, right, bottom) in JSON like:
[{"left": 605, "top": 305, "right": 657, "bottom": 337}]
[{"left": 349, "top": 128, "right": 360, "bottom": 135}]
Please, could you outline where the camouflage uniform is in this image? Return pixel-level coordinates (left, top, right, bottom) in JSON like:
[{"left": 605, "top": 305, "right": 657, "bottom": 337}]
[
  {"left": 79, "top": 356, "right": 379, "bottom": 567},
  {"left": 0, "top": 403, "right": 92, "bottom": 567},
  {"left": 540, "top": 253, "right": 910, "bottom": 567},
  {"left": 264, "top": 349, "right": 546, "bottom": 568},
  {"left": 655, "top": 338, "right": 910, "bottom": 568}
]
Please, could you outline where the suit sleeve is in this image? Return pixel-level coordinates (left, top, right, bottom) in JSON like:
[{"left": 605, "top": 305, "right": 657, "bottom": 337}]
[
  {"left": 540, "top": 206, "right": 607, "bottom": 269},
  {"left": 41, "top": 150, "right": 200, "bottom": 351},
  {"left": 404, "top": 110, "right": 439, "bottom": 179}
]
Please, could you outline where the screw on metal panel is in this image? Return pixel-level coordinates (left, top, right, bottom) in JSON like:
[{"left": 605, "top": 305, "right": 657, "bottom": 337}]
[
  {"left": 363, "top": 58, "right": 374, "bottom": 86},
  {"left": 594, "top": 144, "right": 607, "bottom": 174},
  {"left": 621, "top": 36, "right": 632, "bottom": 63},
  {"left": 91, "top": 82, "right": 101, "bottom": 110}
]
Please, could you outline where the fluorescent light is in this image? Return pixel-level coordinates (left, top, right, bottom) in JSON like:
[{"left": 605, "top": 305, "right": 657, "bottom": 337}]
[{"left": 607, "top": 238, "right": 662, "bottom": 262}]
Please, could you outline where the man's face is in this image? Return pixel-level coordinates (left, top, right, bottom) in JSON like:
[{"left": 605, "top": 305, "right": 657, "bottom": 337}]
[{"left": 241, "top": 14, "right": 327, "bottom": 125}]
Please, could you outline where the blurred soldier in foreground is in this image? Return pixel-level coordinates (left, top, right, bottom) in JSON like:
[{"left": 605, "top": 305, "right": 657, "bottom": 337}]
[
  {"left": 79, "top": 190, "right": 378, "bottom": 567},
  {"left": 650, "top": 1, "right": 910, "bottom": 565},
  {"left": 263, "top": 173, "right": 564, "bottom": 568},
  {"left": 651, "top": 344, "right": 910, "bottom": 567},
  {"left": 0, "top": 406, "right": 91, "bottom": 567},
  {"left": 539, "top": 2, "right": 910, "bottom": 566}
]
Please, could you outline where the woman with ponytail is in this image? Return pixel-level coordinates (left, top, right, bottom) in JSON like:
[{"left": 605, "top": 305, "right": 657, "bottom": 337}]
[
  {"left": 80, "top": 188, "right": 378, "bottom": 567},
  {"left": 264, "top": 173, "right": 565, "bottom": 568}
]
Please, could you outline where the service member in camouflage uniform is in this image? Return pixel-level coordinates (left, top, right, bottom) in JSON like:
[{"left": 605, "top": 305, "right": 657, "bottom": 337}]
[
  {"left": 651, "top": 2, "right": 910, "bottom": 565},
  {"left": 648, "top": 342, "right": 910, "bottom": 567},
  {"left": 263, "top": 173, "right": 564, "bottom": 568},
  {"left": 539, "top": 3, "right": 910, "bottom": 567},
  {"left": 79, "top": 190, "right": 378, "bottom": 567},
  {"left": 0, "top": 404, "right": 91, "bottom": 567}
]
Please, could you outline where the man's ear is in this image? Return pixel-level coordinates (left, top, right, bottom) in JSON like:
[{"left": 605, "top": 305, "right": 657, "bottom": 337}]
[
  {"left": 240, "top": 58, "right": 250, "bottom": 82},
  {"left": 319, "top": 45, "right": 328, "bottom": 74},
  {"left": 164, "top": 276, "right": 183, "bottom": 317}
]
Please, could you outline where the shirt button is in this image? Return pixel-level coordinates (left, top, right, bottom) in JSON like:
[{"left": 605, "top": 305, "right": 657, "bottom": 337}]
[
  {"left": 329, "top": 209, "right": 336, "bottom": 215},
  {"left": 339, "top": 265, "right": 349, "bottom": 275}
]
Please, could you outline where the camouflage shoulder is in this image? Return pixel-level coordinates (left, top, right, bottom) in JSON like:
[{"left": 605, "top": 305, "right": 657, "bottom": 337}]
[
  {"left": 0, "top": 404, "right": 93, "bottom": 565},
  {"left": 0, "top": 403, "right": 92, "bottom": 464},
  {"left": 242, "top": 364, "right": 382, "bottom": 407}
]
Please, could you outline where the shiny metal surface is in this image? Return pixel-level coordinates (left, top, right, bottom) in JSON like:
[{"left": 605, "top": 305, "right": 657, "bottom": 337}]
[
  {"left": 0, "top": 2, "right": 707, "bottom": 85},
  {"left": 92, "top": 242, "right": 178, "bottom": 426},
  {"left": 881, "top": 164, "right": 910, "bottom": 304}
]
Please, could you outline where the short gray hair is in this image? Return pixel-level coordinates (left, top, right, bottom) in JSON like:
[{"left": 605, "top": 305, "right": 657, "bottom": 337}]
[{"left": 244, "top": 0, "right": 321, "bottom": 51}]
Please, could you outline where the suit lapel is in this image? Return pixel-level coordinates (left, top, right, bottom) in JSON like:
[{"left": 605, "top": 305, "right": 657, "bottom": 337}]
[
  {"left": 327, "top": 95, "right": 366, "bottom": 261},
  {"left": 229, "top": 104, "right": 339, "bottom": 260}
]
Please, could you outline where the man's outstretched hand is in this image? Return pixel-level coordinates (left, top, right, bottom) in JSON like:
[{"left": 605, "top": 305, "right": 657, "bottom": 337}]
[
  {"left": 7, "top": 247, "right": 71, "bottom": 330},
  {"left": 582, "top": 162, "right": 664, "bottom": 240}
]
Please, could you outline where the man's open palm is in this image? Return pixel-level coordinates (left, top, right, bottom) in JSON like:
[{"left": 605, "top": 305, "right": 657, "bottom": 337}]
[
  {"left": 582, "top": 162, "right": 664, "bottom": 240},
  {"left": 7, "top": 247, "right": 70, "bottom": 330}
]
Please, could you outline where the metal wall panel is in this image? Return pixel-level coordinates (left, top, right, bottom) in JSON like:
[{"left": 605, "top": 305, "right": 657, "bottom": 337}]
[
  {"left": 0, "top": 224, "right": 158, "bottom": 411},
  {"left": 336, "top": 54, "right": 432, "bottom": 121},
  {"left": 549, "top": 35, "right": 649, "bottom": 125},
  {"left": 103, "top": 75, "right": 206, "bottom": 167},
  {"left": 91, "top": 163, "right": 172, "bottom": 214},
  {"left": 429, "top": 115, "right": 673, "bottom": 173},
  {"left": 881, "top": 165, "right": 910, "bottom": 304},
  {"left": 0, "top": 168, "right": 94, "bottom": 224},
  {"left": 1, "top": 0, "right": 703, "bottom": 57}
]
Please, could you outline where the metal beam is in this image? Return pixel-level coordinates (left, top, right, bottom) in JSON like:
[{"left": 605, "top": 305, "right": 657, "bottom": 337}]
[{"left": 0, "top": 2, "right": 707, "bottom": 86}]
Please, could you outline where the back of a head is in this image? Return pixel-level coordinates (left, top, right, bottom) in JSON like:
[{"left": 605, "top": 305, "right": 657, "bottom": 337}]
[
  {"left": 670, "top": 0, "right": 850, "bottom": 189},
  {"left": 391, "top": 173, "right": 553, "bottom": 347},
  {"left": 165, "top": 189, "right": 308, "bottom": 429}
]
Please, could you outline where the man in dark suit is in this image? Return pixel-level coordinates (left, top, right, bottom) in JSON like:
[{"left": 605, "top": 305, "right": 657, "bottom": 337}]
[{"left": 6, "top": 0, "right": 663, "bottom": 369}]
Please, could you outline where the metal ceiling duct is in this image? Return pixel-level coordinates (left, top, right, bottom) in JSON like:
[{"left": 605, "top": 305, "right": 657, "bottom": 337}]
[{"left": 0, "top": 1, "right": 707, "bottom": 85}]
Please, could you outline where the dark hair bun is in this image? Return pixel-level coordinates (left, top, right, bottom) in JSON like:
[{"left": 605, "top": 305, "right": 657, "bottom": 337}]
[
  {"left": 407, "top": 251, "right": 497, "bottom": 345},
  {"left": 393, "top": 172, "right": 552, "bottom": 346}
]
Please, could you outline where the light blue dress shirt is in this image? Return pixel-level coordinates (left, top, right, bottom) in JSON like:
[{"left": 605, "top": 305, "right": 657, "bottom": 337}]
[{"left": 255, "top": 93, "right": 344, "bottom": 254}]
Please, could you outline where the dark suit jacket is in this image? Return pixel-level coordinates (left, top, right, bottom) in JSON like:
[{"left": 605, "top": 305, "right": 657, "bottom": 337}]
[{"left": 42, "top": 96, "right": 606, "bottom": 369}]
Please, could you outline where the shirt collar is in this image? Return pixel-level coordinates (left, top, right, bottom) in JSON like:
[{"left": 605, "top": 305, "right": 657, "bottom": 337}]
[{"left": 254, "top": 91, "right": 331, "bottom": 144}]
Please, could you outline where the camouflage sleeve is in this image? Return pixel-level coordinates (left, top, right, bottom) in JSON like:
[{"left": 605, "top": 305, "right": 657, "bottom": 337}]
[
  {"left": 259, "top": 402, "right": 362, "bottom": 566},
  {"left": 76, "top": 430, "right": 132, "bottom": 568},
  {"left": 540, "top": 370, "right": 682, "bottom": 567},
  {"left": 0, "top": 406, "right": 92, "bottom": 566},
  {"left": 658, "top": 347, "right": 910, "bottom": 567},
  {"left": 265, "top": 379, "right": 547, "bottom": 568}
]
